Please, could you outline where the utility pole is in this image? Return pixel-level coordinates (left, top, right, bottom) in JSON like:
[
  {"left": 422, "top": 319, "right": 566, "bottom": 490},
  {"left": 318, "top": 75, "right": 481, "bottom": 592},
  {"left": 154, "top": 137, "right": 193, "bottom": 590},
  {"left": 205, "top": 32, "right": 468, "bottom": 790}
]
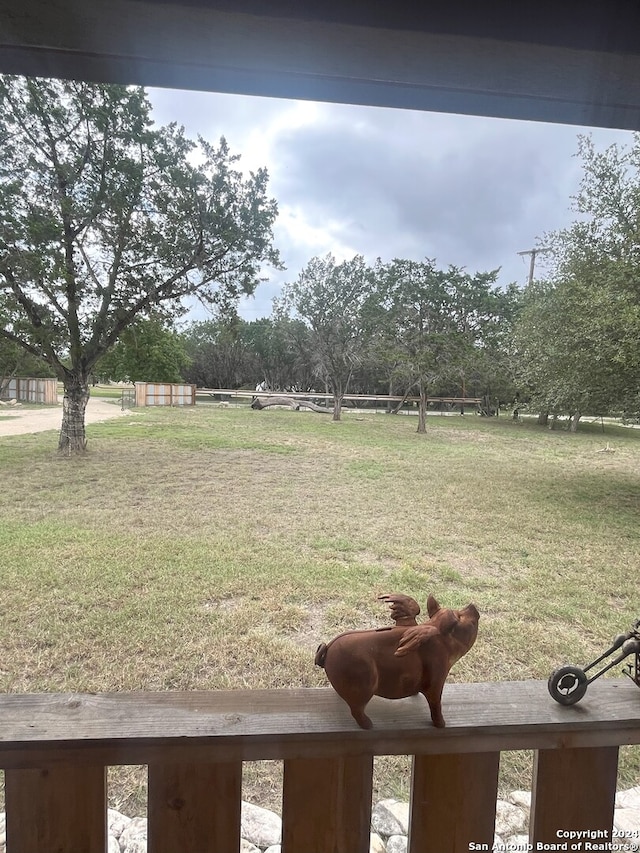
[{"left": 517, "top": 247, "right": 550, "bottom": 286}]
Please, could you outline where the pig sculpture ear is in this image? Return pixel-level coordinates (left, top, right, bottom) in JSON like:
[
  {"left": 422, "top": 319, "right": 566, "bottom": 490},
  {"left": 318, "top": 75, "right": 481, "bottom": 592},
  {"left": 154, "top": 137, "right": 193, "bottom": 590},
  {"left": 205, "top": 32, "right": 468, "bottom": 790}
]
[
  {"left": 394, "top": 624, "right": 439, "bottom": 656},
  {"left": 426, "top": 595, "right": 440, "bottom": 617}
]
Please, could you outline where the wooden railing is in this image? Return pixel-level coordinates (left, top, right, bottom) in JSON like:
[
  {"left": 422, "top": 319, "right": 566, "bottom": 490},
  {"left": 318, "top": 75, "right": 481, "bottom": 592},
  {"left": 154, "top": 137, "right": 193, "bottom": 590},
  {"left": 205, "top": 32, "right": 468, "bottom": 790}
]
[{"left": 1, "top": 679, "right": 639, "bottom": 852}]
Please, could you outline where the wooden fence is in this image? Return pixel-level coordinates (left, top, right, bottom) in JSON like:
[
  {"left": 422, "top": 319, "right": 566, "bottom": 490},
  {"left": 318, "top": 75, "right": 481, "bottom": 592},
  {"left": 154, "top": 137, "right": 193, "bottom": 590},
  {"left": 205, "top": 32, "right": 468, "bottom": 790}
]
[
  {"left": 1, "top": 678, "right": 638, "bottom": 852},
  {"left": 135, "top": 383, "right": 196, "bottom": 407},
  {"left": 199, "top": 388, "right": 486, "bottom": 409},
  {"left": 0, "top": 377, "right": 57, "bottom": 404}
]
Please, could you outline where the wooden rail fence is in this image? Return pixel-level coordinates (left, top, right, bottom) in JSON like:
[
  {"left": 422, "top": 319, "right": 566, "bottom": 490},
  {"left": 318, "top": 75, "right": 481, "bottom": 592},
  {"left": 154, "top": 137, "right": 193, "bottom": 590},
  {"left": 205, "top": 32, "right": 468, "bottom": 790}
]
[
  {"left": 1, "top": 679, "right": 638, "bottom": 852},
  {"left": 199, "top": 388, "right": 485, "bottom": 408}
]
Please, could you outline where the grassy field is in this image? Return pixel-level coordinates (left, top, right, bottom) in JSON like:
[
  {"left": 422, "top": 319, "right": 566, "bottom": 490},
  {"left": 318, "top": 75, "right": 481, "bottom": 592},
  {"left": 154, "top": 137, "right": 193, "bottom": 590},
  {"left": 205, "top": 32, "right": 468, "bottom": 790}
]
[
  {"left": 0, "top": 406, "right": 638, "bottom": 814},
  {"left": 89, "top": 383, "right": 128, "bottom": 399}
]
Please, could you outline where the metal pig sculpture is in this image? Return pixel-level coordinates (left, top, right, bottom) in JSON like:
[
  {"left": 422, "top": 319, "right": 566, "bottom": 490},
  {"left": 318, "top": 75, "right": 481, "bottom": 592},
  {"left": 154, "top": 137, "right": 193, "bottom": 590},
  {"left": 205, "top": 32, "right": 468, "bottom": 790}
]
[{"left": 315, "top": 593, "right": 479, "bottom": 729}]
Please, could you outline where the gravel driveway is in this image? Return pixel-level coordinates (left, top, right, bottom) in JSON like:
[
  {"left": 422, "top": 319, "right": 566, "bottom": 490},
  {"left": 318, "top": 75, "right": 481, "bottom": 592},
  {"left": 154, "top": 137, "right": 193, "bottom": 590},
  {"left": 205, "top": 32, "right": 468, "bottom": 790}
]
[{"left": 0, "top": 397, "right": 128, "bottom": 436}]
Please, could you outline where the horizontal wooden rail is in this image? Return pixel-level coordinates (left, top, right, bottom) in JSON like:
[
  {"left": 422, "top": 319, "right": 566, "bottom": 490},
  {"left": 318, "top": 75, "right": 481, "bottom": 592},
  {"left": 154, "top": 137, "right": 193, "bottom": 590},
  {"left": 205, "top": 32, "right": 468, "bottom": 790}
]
[
  {"left": 0, "top": 680, "right": 638, "bottom": 852},
  {"left": 199, "top": 388, "right": 484, "bottom": 405}
]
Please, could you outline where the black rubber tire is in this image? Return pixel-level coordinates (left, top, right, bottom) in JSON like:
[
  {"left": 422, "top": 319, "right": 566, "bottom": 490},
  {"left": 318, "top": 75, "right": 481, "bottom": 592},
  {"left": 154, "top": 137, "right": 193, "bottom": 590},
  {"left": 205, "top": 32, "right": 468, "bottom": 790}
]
[{"left": 548, "top": 665, "right": 588, "bottom": 705}]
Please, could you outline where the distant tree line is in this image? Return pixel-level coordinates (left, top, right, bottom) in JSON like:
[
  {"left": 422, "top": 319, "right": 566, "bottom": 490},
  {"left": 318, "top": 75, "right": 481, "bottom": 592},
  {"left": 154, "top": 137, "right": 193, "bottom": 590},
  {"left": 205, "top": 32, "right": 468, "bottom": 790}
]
[
  {"left": 168, "top": 133, "right": 640, "bottom": 432},
  {"left": 2, "top": 70, "right": 638, "bottom": 440},
  {"left": 90, "top": 254, "right": 521, "bottom": 432}
]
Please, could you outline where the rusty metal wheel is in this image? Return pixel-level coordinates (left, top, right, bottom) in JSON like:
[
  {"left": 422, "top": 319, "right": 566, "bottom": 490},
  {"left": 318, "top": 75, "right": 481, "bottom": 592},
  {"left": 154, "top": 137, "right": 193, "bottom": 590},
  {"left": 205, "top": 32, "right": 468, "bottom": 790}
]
[{"left": 548, "top": 665, "right": 588, "bottom": 705}]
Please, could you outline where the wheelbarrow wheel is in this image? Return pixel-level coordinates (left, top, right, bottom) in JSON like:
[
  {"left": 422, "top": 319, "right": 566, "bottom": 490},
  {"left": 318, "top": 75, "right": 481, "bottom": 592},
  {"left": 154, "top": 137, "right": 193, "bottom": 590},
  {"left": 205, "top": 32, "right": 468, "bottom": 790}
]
[{"left": 548, "top": 665, "right": 588, "bottom": 705}]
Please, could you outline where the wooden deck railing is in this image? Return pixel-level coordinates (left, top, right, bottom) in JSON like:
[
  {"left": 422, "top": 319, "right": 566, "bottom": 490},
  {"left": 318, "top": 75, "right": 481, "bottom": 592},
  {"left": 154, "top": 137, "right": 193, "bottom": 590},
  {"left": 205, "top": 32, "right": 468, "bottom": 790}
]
[{"left": 1, "top": 679, "right": 639, "bottom": 852}]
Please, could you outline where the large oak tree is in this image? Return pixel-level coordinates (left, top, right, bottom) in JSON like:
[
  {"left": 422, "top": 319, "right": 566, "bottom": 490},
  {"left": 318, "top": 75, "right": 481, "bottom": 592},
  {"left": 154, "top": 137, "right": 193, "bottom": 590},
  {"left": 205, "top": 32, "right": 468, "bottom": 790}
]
[{"left": 0, "top": 76, "right": 280, "bottom": 452}]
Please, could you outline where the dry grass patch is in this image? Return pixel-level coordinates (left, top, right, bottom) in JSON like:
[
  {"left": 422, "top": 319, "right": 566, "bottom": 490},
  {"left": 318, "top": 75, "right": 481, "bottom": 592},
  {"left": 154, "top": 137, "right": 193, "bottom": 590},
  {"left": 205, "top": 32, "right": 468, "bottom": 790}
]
[{"left": 0, "top": 407, "right": 639, "bottom": 812}]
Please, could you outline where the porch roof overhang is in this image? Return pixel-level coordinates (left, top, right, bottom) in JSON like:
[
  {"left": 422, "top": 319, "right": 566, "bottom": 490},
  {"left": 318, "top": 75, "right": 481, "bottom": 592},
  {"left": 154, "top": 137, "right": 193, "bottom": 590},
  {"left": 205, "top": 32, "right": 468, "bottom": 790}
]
[{"left": 1, "top": 0, "right": 640, "bottom": 130}]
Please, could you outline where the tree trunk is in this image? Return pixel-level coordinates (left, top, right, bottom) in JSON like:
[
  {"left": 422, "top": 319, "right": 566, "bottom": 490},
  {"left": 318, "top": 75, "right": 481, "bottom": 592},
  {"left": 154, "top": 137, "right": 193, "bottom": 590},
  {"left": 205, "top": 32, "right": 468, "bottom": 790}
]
[
  {"left": 332, "top": 392, "right": 342, "bottom": 421},
  {"left": 417, "top": 385, "right": 427, "bottom": 433},
  {"left": 390, "top": 388, "right": 411, "bottom": 415},
  {"left": 58, "top": 372, "right": 90, "bottom": 454},
  {"left": 569, "top": 412, "right": 581, "bottom": 432},
  {"left": 537, "top": 412, "right": 549, "bottom": 426},
  {"left": 252, "top": 396, "right": 330, "bottom": 413}
]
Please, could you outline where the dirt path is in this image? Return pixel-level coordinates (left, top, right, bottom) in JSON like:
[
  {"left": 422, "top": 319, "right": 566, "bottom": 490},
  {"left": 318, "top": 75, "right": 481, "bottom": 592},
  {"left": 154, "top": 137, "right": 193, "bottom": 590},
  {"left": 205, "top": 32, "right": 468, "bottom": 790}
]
[{"left": 0, "top": 397, "right": 129, "bottom": 437}]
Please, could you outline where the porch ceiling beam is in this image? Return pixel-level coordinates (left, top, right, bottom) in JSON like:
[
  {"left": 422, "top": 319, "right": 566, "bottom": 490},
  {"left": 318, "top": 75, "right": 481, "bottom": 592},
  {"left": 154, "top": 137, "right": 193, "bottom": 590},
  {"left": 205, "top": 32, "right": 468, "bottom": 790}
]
[{"left": 1, "top": 0, "right": 640, "bottom": 130}]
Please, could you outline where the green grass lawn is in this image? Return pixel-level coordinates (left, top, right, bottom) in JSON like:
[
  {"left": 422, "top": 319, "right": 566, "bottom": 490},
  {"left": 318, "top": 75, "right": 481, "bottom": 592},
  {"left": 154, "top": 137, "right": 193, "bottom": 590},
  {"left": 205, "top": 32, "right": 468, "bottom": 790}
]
[
  {"left": 88, "top": 383, "right": 132, "bottom": 399},
  {"left": 0, "top": 406, "right": 638, "bottom": 814}
]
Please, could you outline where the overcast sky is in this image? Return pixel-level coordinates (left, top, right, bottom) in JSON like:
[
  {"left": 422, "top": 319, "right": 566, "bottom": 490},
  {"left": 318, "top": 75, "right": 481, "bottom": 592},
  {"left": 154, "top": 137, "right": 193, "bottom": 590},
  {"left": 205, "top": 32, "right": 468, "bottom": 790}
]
[{"left": 148, "top": 88, "right": 634, "bottom": 323}]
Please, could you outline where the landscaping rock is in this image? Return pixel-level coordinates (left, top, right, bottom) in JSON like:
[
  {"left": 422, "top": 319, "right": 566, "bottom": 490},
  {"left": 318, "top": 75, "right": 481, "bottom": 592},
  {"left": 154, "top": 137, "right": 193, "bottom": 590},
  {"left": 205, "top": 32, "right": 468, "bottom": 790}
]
[
  {"left": 370, "top": 831, "right": 386, "bottom": 853},
  {"left": 240, "top": 840, "right": 261, "bottom": 852},
  {"left": 614, "top": 807, "right": 640, "bottom": 834},
  {"left": 372, "top": 799, "right": 409, "bottom": 837},
  {"left": 508, "top": 790, "right": 532, "bottom": 811},
  {"left": 241, "top": 801, "right": 282, "bottom": 849},
  {"left": 108, "top": 808, "right": 132, "bottom": 839},
  {"left": 495, "top": 799, "right": 528, "bottom": 837},
  {"left": 386, "top": 834, "right": 408, "bottom": 853},
  {"left": 617, "top": 787, "right": 640, "bottom": 810},
  {"left": 108, "top": 835, "right": 120, "bottom": 853},
  {"left": 119, "top": 816, "right": 147, "bottom": 853}
]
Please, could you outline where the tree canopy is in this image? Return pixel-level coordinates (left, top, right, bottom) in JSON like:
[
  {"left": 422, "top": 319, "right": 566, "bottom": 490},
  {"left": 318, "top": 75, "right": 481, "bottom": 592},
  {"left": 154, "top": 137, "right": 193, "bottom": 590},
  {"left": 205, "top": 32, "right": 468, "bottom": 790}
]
[
  {"left": 0, "top": 75, "right": 280, "bottom": 451},
  {"left": 282, "top": 254, "right": 371, "bottom": 420},
  {"left": 512, "top": 133, "right": 640, "bottom": 426},
  {"left": 366, "top": 259, "right": 512, "bottom": 431},
  {"left": 95, "top": 318, "right": 191, "bottom": 384}
]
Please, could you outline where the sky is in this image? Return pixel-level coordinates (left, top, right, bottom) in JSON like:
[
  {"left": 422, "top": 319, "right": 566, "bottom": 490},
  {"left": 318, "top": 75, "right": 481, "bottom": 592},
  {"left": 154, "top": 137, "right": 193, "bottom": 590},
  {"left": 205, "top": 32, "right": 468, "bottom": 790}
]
[{"left": 148, "top": 87, "right": 635, "bottom": 323}]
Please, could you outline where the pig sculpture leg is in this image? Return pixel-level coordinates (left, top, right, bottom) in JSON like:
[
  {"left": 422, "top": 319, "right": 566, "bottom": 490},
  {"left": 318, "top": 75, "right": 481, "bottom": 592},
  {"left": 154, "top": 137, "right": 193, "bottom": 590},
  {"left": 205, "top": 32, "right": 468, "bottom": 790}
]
[
  {"left": 317, "top": 642, "right": 378, "bottom": 729},
  {"left": 421, "top": 683, "right": 446, "bottom": 728},
  {"left": 346, "top": 697, "right": 374, "bottom": 730},
  {"left": 417, "top": 657, "right": 450, "bottom": 728}
]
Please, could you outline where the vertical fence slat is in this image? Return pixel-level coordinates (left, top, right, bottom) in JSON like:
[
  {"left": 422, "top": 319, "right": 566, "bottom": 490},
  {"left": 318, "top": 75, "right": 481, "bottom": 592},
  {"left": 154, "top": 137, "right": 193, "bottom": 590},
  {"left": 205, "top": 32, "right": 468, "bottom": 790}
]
[
  {"left": 531, "top": 746, "right": 618, "bottom": 844},
  {"left": 408, "top": 752, "right": 500, "bottom": 853},
  {"left": 0, "top": 377, "right": 56, "bottom": 403},
  {"left": 282, "top": 755, "right": 373, "bottom": 853},
  {"left": 148, "top": 761, "right": 242, "bottom": 853},
  {"left": 5, "top": 765, "right": 106, "bottom": 853}
]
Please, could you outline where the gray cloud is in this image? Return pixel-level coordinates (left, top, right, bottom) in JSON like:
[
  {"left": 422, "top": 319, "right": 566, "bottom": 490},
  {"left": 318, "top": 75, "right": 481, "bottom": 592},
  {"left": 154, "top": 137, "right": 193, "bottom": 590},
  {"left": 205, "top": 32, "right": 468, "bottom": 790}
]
[{"left": 149, "top": 89, "right": 633, "bottom": 321}]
